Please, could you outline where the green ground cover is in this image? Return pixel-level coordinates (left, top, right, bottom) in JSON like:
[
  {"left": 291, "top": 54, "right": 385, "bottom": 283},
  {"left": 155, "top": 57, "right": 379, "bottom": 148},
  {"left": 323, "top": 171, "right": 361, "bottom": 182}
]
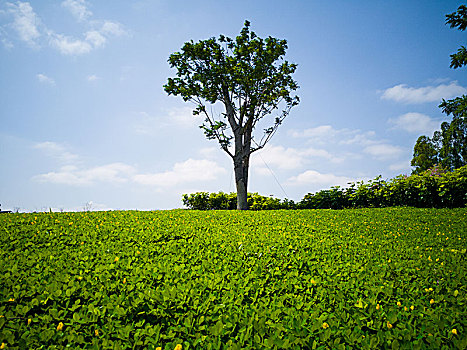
[{"left": 0, "top": 208, "right": 466, "bottom": 349}]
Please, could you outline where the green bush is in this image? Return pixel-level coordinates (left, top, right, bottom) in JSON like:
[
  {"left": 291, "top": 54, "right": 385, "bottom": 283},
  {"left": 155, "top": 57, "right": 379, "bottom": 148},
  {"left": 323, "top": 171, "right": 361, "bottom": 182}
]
[
  {"left": 182, "top": 192, "right": 296, "bottom": 210},
  {"left": 183, "top": 166, "right": 466, "bottom": 210},
  {"left": 299, "top": 165, "right": 466, "bottom": 209}
]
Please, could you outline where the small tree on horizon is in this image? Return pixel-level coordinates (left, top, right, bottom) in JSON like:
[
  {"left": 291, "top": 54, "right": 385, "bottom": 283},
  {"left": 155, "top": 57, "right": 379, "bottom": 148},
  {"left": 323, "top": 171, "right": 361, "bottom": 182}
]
[{"left": 164, "top": 21, "right": 299, "bottom": 210}]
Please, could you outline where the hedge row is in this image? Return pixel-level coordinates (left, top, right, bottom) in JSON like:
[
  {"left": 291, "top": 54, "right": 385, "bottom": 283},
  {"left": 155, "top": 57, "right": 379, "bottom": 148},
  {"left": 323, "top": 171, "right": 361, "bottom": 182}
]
[
  {"left": 182, "top": 165, "right": 467, "bottom": 210},
  {"left": 182, "top": 192, "right": 295, "bottom": 211}
]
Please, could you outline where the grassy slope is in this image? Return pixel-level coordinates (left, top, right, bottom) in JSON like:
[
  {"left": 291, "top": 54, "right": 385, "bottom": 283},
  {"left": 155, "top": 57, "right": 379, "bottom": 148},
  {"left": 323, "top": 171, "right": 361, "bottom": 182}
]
[{"left": 0, "top": 208, "right": 466, "bottom": 349}]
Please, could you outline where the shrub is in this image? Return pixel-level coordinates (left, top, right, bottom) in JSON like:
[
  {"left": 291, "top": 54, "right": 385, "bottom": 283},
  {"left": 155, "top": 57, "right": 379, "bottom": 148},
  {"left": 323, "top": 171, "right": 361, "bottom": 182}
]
[
  {"left": 299, "top": 165, "right": 466, "bottom": 209},
  {"left": 183, "top": 165, "right": 466, "bottom": 210},
  {"left": 182, "top": 192, "right": 296, "bottom": 210}
]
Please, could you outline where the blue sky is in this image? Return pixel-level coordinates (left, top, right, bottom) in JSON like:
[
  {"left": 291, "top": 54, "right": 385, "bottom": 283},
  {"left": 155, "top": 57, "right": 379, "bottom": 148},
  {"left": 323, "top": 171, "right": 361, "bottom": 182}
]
[{"left": 1, "top": 0, "right": 466, "bottom": 211}]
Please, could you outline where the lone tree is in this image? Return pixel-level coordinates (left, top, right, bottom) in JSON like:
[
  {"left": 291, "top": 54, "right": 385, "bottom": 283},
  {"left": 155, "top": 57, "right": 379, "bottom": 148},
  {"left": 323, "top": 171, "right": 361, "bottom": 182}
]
[{"left": 164, "top": 21, "right": 299, "bottom": 209}]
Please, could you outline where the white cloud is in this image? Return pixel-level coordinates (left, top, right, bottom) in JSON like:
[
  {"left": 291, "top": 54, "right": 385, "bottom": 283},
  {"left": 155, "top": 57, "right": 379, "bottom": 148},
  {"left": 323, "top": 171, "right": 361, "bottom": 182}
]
[
  {"left": 252, "top": 144, "right": 343, "bottom": 173},
  {"left": 287, "top": 170, "right": 354, "bottom": 187},
  {"left": 87, "top": 74, "right": 99, "bottom": 81},
  {"left": 198, "top": 147, "right": 219, "bottom": 159},
  {"left": 363, "top": 144, "right": 404, "bottom": 160},
  {"left": 47, "top": 15, "right": 127, "bottom": 55},
  {"left": 34, "top": 141, "right": 226, "bottom": 188},
  {"left": 100, "top": 21, "right": 126, "bottom": 36},
  {"left": 48, "top": 32, "right": 92, "bottom": 55},
  {"left": 0, "top": 26, "right": 14, "bottom": 49},
  {"left": 389, "top": 160, "right": 411, "bottom": 172},
  {"left": 381, "top": 82, "right": 467, "bottom": 104},
  {"left": 168, "top": 107, "right": 201, "bottom": 128},
  {"left": 389, "top": 112, "right": 440, "bottom": 134},
  {"left": 7, "top": 1, "right": 41, "bottom": 47},
  {"left": 3, "top": 1, "right": 126, "bottom": 55},
  {"left": 34, "top": 163, "right": 136, "bottom": 186},
  {"left": 85, "top": 30, "right": 106, "bottom": 48},
  {"left": 34, "top": 141, "right": 79, "bottom": 163},
  {"left": 253, "top": 145, "right": 304, "bottom": 170},
  {"left": 289, "top": 125, "right": 335, "bottom": 139},
  {"left": 340, "top": 131, "right": 377, "bottom": 146},
  {"left": 134, "top": 107, "right": 202, "bottom": 134},
  {"left": 36, "top": 73, "right": 55, "bottom": 85},
  {"left": 290, "top": 125, "right": 378, "bottom": 146},
  {"left": 61, "top": 0, "right": 92, "bottom": 22},
  {"left": 133, "top": 159, "right": 227, "bottom": 187}
]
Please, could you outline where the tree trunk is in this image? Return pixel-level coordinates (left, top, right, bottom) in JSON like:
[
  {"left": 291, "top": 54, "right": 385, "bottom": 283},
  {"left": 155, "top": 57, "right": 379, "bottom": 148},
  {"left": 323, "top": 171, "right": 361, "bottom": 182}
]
[{"left": 234, "top": 155, "right": 249, "bottom": 210}]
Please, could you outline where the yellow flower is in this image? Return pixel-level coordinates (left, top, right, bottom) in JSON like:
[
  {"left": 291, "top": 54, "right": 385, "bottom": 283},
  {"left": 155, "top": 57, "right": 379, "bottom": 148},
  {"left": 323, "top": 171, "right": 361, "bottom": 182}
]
[
  {"left": 0, "top": 342, "right": 5, "bottom": 349},
  {"left": 311, "top": 279, "right": 316, "bottom": 284},
  {"left": 452, "top": 329, "right": 458, "bottom": 335},
  {"left": 123, "top": 278, "right": 127, "bottom": 284},
  {"left": 410, "top": 305, "right": 414, "bottom": 310},
  {"left": 397, "top": 301, "right": 401, "bottom": 307},
  {"left": 430, "top": 299, "right": 435, "bottom": 304},
  {"left": 136, "top": 251, "right": 140, "bottom": 255},
  {"left": 376, "top": 304, "right": 380, "bottom": 310},
  {"left": 387, "top": 321, "right": 393, "bottom": 329},
  {"left": 156, "top": 348, "right": 162, "bottom": 350},
  {"left": 404, "top": 306, "right": 408, "bottom": 311},
  {"left": 27, "top": 318, "right": 32, "bottom": 326},
  {"left": 57, "top": 322, "right": 64, "bottom": 331},
  {"left": 322, "top": 322, "right": 329, "bottom": 329},
  {"left": 114, "top": 257, "right": 119, "bottom": 262},
  {"left": 95, "top": 329, "right": 99, "bottom": 336},
  {"left": 174, "top": 345, "right": 182, "bottom": 350},
  {"left": 8, "top": 298, "right": 14, "bottom": 302}
]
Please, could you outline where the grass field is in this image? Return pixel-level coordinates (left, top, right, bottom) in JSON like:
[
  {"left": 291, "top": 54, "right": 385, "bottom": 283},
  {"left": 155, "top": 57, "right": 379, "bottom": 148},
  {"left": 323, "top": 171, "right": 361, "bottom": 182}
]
[{"left": 1, "top": 208, "right": 466, "bottom": 349}]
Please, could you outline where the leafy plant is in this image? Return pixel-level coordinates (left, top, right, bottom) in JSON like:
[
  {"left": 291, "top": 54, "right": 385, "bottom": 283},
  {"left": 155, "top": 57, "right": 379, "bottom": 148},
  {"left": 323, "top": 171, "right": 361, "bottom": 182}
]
[{"left": 1, "top": 208, "right": 465, "bottom": 348}]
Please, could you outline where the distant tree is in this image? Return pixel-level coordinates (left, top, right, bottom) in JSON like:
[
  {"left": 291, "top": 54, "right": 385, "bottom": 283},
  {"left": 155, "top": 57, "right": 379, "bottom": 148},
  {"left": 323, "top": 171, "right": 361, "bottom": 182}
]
[
  {"left": 164, "top": 21, "right": 299, "bottom": 209},
  {"left": 437, "top": 5, "right": 467, "bottom": 170},
  {"left": 411, "top": 135, "right": 438, "bottom": 174},
  {"left": 437, "top": 101, "right": 467, "bottom": 170},
  {"left": 411, "top": 5, "right": 467, "bottom": 172}
]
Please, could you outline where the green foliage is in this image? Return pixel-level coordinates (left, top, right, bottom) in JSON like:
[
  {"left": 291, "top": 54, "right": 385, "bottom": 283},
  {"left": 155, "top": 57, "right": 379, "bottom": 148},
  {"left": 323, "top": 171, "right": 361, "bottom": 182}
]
[
  {"left": 1, "top": 208, "right": 466, "bottom": 349},
  {"left": 411, "top": 136, "right": 439, "bottom": 174},
  {"left": 299, "top": 166, "right": 467, "bottom": 209},
  {"left": 164, "top": 20, "right": 299, "bottom": 153},
  {"left": 182, "top": 192, "right": 295, "bottom": 210},
  {"left": 446, "top": 4, "right": 467, "bottom": 68},
  {"left": 437, "top": 96, "right": 467, "bottom": 171}
]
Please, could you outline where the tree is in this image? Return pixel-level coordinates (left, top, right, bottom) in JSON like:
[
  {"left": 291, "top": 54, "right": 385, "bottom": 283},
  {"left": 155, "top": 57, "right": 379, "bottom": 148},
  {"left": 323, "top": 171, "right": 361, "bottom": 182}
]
[
  {"left": 411, "top": 135, "right": 438, "bottom": 174},
  {"left": 446, "top": 4, "right": 467, "bottom": 68},
  {"left": 411, "top": 5, "right": 467, "bottom": 173},
  {"left": 437, "top": 5, "right": 467, "bottom": 170},
  {"left": 164, "top": 21, "right": 299, "bottom": 209},
  {"left": 437, "top": 100, "right": 467, "bottom": 170}
]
